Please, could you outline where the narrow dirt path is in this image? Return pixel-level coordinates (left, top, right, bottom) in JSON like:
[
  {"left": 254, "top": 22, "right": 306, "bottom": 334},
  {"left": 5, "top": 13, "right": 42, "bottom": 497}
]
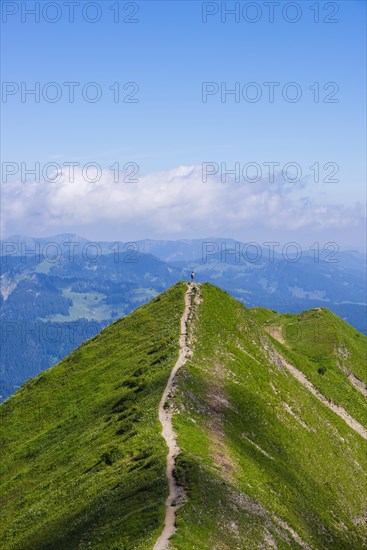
[
  {"left": 264, "top": 329, "right": 367, "bottom": 439},
  {"left": 153, "top": 283, "right": 193, "bottom": 550},
  {"left": 348, "top": 373, "right": 367, "bottom": 398},
  {"left": 275, "top": 352, "right": 367, "bottom": 440}
]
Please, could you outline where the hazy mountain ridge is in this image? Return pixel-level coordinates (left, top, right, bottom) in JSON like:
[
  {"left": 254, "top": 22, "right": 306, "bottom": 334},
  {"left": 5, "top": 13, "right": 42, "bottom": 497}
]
[{"left": 1, "top": 236, "right": 366, "bottom": 402}]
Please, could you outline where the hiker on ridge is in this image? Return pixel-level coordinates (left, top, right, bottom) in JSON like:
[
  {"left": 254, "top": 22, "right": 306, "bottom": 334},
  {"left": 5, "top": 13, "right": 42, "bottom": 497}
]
[{"left": 191, "top": 271, "right": 194, "bottom": 283}]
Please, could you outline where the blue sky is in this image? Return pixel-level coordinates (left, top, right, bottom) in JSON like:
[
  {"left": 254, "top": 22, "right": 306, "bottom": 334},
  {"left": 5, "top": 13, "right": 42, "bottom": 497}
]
[{"left": 1, "top": 1, "right": 366, "bottom": 247}]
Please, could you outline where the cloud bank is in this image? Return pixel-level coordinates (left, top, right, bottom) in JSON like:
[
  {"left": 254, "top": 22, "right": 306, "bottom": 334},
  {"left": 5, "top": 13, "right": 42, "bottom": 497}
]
[{"left": 2, "top": 164, "right": 365, "bottom": 246}]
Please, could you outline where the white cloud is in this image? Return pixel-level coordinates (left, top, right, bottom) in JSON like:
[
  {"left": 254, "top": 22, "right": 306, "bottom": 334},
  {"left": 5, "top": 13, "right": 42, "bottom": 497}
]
[{"left": 2, "top": 164, "right": 365, "bottom": 243}]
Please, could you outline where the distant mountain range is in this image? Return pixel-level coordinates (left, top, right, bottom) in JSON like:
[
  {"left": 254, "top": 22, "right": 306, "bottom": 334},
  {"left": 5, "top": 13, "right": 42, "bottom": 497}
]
[{"left": 1, "top": 234, "right": 366, "bottom": 401}]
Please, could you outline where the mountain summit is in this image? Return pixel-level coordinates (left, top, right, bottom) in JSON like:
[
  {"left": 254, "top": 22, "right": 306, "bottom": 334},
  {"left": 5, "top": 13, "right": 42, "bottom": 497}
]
[{"left": 1, "top": 282, "right": 366, "bottom": 549}]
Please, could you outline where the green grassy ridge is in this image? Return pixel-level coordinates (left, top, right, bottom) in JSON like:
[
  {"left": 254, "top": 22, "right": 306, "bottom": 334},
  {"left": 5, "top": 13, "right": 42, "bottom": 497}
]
[
  {"left": 1, "top": 282, "right": 366, "bottom": 549},
  {"left": 0, "top": 282, "right": 187, "bottom": 550},
  {"left": 171, "top": 284, "right": 367, "bottom": 549},
  {"left": 255, "top": 307, "right": 367, "bottom": 426}
]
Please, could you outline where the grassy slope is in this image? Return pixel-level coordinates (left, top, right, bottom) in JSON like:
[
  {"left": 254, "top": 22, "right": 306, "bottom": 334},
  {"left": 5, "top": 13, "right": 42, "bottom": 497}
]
[
  {"left": 172, "top": 284, "right": 367, "bottom": 549},
  {"left": 0, "top": 282, "right": 187, "bottom": 550},
  {"left": 1, "top": 282, "right": 366, "bottom": 549},
  {"left": 253, "top": 307, "right": 367, "bottom": 426}
]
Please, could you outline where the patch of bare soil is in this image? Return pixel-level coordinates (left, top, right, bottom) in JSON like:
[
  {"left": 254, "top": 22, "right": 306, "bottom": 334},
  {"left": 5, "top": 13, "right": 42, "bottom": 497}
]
[{"left": 264, "top": 325, "right": 286, "bottom": 345}]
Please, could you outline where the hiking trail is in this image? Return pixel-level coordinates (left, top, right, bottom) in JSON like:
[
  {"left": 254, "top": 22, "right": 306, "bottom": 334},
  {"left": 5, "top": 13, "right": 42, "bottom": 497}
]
[
  {"left": 153, "top": 282, "right": 194, "bottom": 550},
  {"left": 264, "top": 340, "right": 367, "bottom": 441}
]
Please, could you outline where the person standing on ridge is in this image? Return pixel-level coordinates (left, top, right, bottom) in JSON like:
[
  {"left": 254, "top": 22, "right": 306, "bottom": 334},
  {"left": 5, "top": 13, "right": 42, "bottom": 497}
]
[{"left": 191, "top": 271, "right": 194, "bottom": 283}]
